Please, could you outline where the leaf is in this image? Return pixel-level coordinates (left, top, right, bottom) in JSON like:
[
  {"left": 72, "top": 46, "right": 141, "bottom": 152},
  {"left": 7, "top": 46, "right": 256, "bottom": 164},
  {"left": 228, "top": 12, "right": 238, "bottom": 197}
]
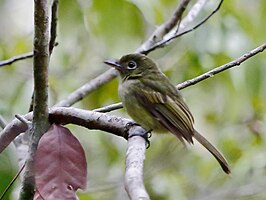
[
  {"left": 33, "top": 189, "right": 44, "bottom": 200},
  {"left": 34, "top": 124, "right": 87, "bottom": 200}
]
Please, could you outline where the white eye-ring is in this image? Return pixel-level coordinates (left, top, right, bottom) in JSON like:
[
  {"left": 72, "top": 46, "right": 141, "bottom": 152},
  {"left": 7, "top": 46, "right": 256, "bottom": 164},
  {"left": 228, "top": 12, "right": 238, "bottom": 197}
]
[{"left": 127, "top": 61, "right": 137, "bottom": 69}]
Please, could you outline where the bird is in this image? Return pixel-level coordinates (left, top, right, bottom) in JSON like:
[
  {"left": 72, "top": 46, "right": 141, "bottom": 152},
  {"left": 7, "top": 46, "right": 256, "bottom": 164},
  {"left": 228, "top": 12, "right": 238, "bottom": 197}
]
[{"left": 104, "top": 53, "right": 230, "bottom": 174}]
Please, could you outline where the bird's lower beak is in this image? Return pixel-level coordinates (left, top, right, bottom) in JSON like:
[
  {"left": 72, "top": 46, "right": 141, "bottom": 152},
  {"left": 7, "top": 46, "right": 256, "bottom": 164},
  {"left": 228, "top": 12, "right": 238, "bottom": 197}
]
[{"left": 104, "top": 59, "right": 121, "bottom": 69}]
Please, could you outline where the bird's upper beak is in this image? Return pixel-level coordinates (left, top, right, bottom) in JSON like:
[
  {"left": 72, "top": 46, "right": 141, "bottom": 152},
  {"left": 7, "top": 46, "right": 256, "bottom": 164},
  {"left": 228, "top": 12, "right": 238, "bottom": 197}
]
[{"left": 104, "top": 59, "right": 121, "bottom": 70}]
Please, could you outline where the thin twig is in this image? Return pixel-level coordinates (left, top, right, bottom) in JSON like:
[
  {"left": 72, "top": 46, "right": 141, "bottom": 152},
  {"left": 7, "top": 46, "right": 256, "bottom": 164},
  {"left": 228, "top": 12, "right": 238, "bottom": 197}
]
[
  {"left": 136, "top": 0, "right": 191, "bottom": 53},
  {"left": 0, "top": 1, "right": 58, "bottom": 68},
  {"left": 174, "top": 0, "right": 208, "bottom": 34},
  {"left": 177, "top": 42, "right": 266, "bottom": 89},
  {"left": 142, "top": 0, "right": 224, "bottom": 54},
  {"left": 93, "top": 102, "right": 123, "bottom": 112},
  {"left": 0, "top": 115, "right": 7, "bottom": 130},
  {"left": 49, "top": 0, "right": 59, "bottom": 54},
  {"left": 55, "top": 68, "right": 118, "bottom": 107},
  {"left": 0, "top": 163, "right": 26, "bottom": 200},
  {"left": 15, "top": 114, "right": 31, "bottom": 128},
  {"left": 0, "top": 52, "right": 33, "bottom": 67},
  {"left": 163, "top": 0, "right": 191, "bottom": 34}
]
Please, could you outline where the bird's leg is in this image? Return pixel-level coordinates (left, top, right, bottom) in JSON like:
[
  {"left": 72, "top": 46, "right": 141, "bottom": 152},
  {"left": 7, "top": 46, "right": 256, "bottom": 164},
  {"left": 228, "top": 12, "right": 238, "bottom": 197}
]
[
  {"left": 126, "top": 122, "right": 152, "bottom": 149},
  {"left": 125, "top": 122, "right": 140, "bottom": 129}
]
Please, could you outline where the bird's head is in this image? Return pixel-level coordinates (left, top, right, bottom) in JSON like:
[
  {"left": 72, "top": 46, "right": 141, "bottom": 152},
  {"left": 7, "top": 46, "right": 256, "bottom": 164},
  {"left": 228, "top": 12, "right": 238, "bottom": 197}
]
[{"left": 104, "top": 53, "right": 159, "bottom": 81}]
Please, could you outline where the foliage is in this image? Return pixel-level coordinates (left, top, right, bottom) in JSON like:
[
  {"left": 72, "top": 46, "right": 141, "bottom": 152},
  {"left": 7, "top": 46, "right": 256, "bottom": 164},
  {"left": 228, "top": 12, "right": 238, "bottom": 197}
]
[{"left": 0, "top": 0, "right": 266, "bottom": 199}]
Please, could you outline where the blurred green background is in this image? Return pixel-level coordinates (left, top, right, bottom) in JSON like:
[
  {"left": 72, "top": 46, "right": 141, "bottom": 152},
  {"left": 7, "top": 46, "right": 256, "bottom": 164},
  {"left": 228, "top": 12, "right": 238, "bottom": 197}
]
[{"left": 0, "top": 0, "right": 266, "bottom": 199}]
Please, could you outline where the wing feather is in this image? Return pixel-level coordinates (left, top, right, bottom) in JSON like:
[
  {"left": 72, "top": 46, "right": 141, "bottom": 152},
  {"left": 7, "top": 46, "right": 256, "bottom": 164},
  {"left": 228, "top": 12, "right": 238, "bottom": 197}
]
[{"left": 135, "top": 90, "right": 194, "bottom": 144}]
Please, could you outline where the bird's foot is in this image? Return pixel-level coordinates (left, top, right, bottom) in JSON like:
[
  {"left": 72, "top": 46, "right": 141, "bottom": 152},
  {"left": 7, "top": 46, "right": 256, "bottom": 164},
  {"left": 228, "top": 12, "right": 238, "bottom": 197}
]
[{"left": 126, "top": 122, "right": 152, "bottom": 149}]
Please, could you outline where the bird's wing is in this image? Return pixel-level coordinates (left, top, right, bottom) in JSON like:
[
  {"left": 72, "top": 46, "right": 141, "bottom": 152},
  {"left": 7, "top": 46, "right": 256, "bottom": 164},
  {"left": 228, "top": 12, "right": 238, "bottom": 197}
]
[{"left": 135, "top": 89, "right": 194, "bottom": 144}]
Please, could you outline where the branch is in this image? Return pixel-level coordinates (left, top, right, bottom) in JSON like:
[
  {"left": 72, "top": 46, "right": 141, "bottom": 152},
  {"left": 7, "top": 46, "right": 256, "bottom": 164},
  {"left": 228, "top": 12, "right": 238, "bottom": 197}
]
[
  {"left": 0, "top": 115, "right": 7, "bottom": 130},
  {"left": 136, "top": 0, "right": 209, "bottom": 54},
  {"left": 177, "top": 42, "right": 266, "bottom": 89},
  {"left": 28, "top": 0, "right": 59, "bottom": 113},
  {"left": 55, "top": 68, "right": 118, "bottom": 107},
  {"left": 93, "top": 102, "right": 123, "bottom": 113},
  {"left": 142, "top": 0, "right": 223, "bottom": 54},
  {"left": 49, "top": 0, "right": 59, "bottom": 54},
  {"left": 0, "top": 1, "right": 58, "bottom": 69},
  {"left": 19, "top": 0, "right": 51, "bottom": 198},
  {"left": 0, "top": 52, "right": 33, "bottom": 67},
  {"left": 165, "top": 0, "right": 207, "bottom": 40},
  {"left": 125, "top": 127, "right": 150, "bottom": 200},
  {"left": 0, "top": 163, "right": 26, "bottom": 200},
  {"left": 136, "top": 0, "right": 191, "bottom": 53},
  {"left": 0, "top": 107, "right": 144, "bottom": 153}
]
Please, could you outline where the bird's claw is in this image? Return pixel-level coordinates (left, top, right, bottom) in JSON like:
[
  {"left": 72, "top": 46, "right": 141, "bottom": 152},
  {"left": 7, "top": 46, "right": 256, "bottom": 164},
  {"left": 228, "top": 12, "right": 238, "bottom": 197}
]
[{"left": 126, "top": 122, "right": 152, "bottom": 149}]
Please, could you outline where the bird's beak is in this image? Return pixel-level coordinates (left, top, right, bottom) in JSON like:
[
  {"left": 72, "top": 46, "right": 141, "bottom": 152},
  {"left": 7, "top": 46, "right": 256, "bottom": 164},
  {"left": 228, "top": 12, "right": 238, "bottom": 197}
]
[{"left": 104, "top": 59, "right": 121, "bottom": 70}]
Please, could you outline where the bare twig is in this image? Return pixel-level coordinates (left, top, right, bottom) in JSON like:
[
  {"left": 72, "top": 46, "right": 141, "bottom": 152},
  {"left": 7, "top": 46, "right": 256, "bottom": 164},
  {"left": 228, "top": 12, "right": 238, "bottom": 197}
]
[
  {"left": 12, "top": 113, "right": 31, "bottom": 167},
  {"left": 125, "top": 126, "right": 150, "bottom": 200},
  {"left": 0, "top": 163, "right": 26, "bottom": 200},
  {"left": 0, "top": 107, "right": 145, "bottom": 153},
  {"left": 173, "top": 0, "right": 208, "bottom": 34},
  {"left": 15, "top": 114, "right": 31, "bottom": 128},
  {"left": 160, "top": 0, "right": 191, "bottom": 34},
  {"left": 55, "top": 68, "right": 118, "bottom": 107},
  {"left": 93, "top": 102, "right": 123, "bottom": 112},
  {"left": 49, "top": 0, "right": 59, "bottom": 54},
  {"left": 0, "top": 117, "right": 29, "bottom": 152},
  {"left": 136, "top": 0, "right": 191, "bottom": 53},
  {"left": 0, "top": 1, "right": 58, "bottom": 69},
  {"left": 177, "top": 42, "right": 266, "bottom": 89},
  {"left": 0, "top": 52, "right": 33, "bottom": 67},
  {"left": 49, "top": 107, "right": 132, "bottom": 139},
  {"left": 142, "top": 0, "right": 224, "bottom": 54},
  {"left": 0, "top": 115, "right": 7, "bottom": 129}
]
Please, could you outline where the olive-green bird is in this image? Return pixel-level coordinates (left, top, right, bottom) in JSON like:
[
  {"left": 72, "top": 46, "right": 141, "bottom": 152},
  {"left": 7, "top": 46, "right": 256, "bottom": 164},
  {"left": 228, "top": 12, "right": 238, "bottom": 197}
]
[{"left": 104, "top": 53, "right": 230, "bottom": 174}]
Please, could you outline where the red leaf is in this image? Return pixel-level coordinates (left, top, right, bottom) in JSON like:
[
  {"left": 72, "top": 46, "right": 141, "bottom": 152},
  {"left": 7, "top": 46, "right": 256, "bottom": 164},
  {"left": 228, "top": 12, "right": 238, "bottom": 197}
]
[{"left": 34, "top": 124, "right": 87, "bottom": 200}]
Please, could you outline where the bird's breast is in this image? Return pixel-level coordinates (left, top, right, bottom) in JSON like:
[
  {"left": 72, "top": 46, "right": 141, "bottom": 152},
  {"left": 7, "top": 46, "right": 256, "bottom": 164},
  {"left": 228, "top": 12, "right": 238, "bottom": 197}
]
[{"left": 118, "top": 80, "right": 167, "bottom": 133}]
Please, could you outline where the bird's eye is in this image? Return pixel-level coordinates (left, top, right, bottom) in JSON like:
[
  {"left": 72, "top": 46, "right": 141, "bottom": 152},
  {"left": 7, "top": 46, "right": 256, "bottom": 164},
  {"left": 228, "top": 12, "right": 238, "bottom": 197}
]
[{"left": 127, "top": 61, "right": 137, "bottom": 69}]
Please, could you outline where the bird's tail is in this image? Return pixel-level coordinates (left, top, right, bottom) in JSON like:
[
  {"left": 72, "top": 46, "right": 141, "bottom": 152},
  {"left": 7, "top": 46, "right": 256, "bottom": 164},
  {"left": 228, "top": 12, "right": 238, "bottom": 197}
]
[{"left": 193, "top": 130, "right": 231, "bottom": 174}]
